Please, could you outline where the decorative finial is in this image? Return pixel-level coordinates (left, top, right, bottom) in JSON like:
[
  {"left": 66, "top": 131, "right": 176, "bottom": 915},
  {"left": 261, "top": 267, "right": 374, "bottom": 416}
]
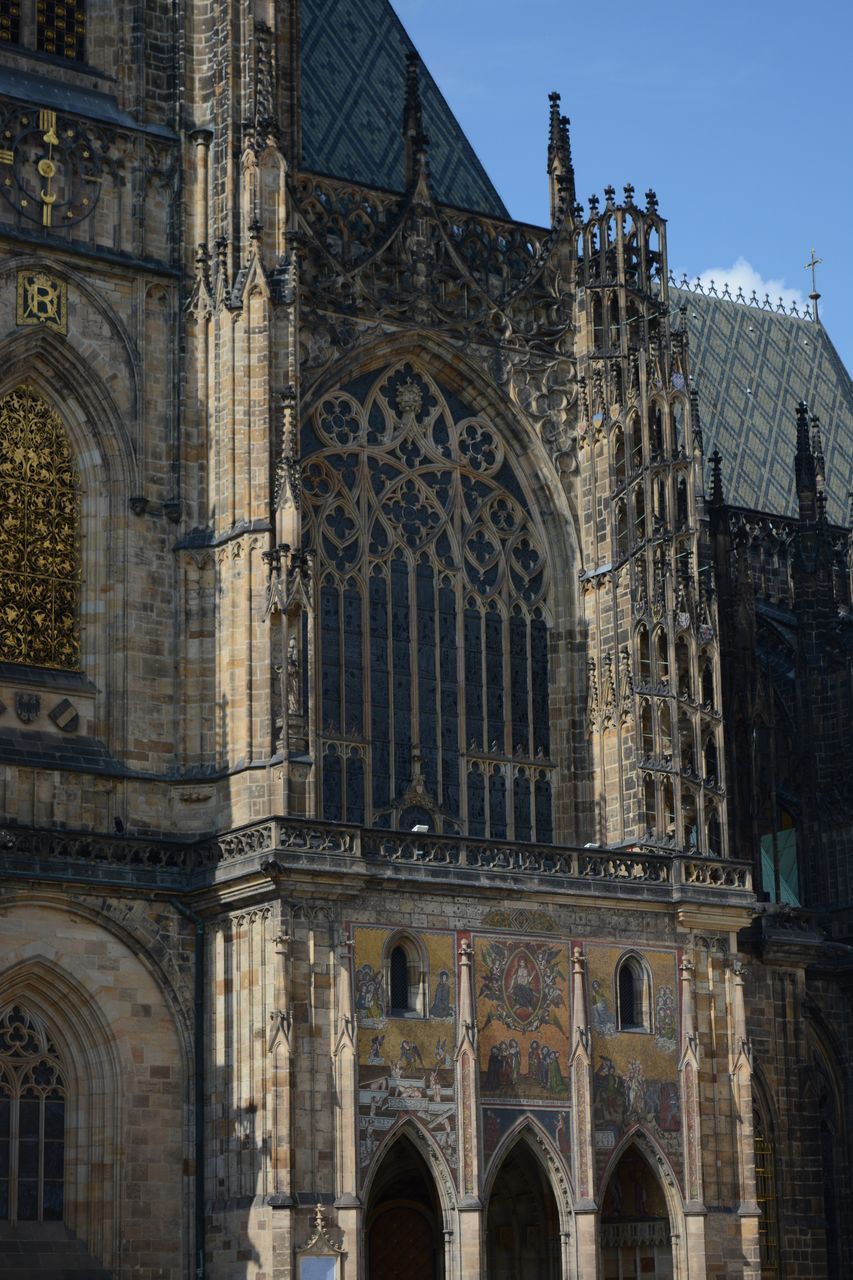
[
  {"left": 811, "top": 414, "right": 826, "bottom": 487},
  {"left": 603, "top": 184, "right": 616, "bottom": 208},
  {"left": 623, "top": 182, "right": 635, "bottom": 205},
  {"left": 645, "top": 188, "right": 658, "bottom": 212},
  {"left": 403, "top": 51, "right": 428, "bottom": 184},
  {"left": 804, "top": 247, "right": 822, "bottom": 323},
  {"left": 795, "top": 400, "right": 817, "bottom": 522},
  {"left": 588, "top": 193, "right": 599, "bottom": 216},
  {"left": 547, "top": 91, "right": 575, "bottom": 221}
]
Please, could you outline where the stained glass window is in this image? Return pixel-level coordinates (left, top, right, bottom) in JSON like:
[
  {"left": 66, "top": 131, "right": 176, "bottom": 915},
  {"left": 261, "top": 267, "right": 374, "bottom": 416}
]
[
  {"left": 0, "top": 386, "right": 81, "bottom": 671},
  {"left": 37, "top": 0, "right": 85, "bottom": 60},
  {"left": 0, "top": 1005, "right": 66, "bottom": 1224},
  {"left": 302, "top": 363, "right": 554, "bottom": 839}
]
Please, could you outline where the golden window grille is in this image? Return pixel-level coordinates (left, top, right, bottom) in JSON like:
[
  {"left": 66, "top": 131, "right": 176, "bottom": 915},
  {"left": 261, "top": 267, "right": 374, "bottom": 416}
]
[
  {"left": 0, "top": 385, "right": 81, "bottom": 671},
  {"left": 0, "top": 0, "right": 21, "bottom": 44},
  {"left": 754, "top": 1128, "right": 779, "bottom": 1279},
  {"left": 36, "top": 0, "right": 85, "bottom": 60}
]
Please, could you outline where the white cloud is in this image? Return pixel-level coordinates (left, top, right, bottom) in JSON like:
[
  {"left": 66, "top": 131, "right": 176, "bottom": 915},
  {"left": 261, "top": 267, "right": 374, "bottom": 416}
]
[{"left": 675, "top": 256, "right": 807, "bottom": 310}]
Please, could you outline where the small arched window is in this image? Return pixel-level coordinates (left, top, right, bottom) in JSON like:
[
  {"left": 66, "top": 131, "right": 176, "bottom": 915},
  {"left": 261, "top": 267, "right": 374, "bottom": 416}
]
[
  {"left": 640, "top": 701, "right": 653, "bottom": 758},
  {"left": 700, "top": 653, "right": 715, "bottom": 707},
  {"left": 675, "top": 636, "right": 691, "bottom": 699},
  {"left": 616, "top": 956, "right": 651, "bottom": 1031},
  {"left": 655, "top": 630, "right": 669, "bottom": 684},
  {"left": 384, "top": 934, "right": 428, "bottom": 1018},
  {"left": 637, "top": 624, "right": 651, "bottom": 684},
  {"left": 707, "top": 805, "right": 722, "bottom": 856},
  {"left": 612, "top": 426, "right": 627, "bottom": 486},
  {"left": 0, "top": 386, "right": 81, "bottom": 670}
]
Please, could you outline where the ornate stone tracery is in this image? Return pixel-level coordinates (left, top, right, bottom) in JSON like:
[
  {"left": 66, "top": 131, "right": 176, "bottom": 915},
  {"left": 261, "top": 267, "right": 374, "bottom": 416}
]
[
  {"left": 302, "top": 360, "right": 555, "bottom": 839},
  {"left": 0, "top": 1003, "right": 67, "bottom": 1223}
]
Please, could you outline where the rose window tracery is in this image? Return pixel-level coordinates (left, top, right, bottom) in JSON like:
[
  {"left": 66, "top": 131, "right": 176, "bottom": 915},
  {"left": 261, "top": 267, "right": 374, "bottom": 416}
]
[{"left": 302, "top": 363, "right": 554, "bottom": 839}]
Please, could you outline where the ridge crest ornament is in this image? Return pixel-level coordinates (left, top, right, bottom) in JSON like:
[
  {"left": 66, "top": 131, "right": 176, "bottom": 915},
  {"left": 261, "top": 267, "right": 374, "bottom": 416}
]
[{"left": 17, "top": 270, "right": 67, "bottom": 334}]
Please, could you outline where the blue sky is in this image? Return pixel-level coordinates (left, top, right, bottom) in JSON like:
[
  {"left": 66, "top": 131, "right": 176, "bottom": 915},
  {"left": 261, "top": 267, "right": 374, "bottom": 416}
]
[{"left": 391, "top": 0, "right": 853, "bottom": 372}]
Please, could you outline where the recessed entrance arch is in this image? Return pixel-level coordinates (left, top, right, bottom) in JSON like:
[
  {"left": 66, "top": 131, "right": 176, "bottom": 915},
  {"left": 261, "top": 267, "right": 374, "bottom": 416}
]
[
  {"left": 485, "top": 1137, "right": 561, "bottom": 1279},
  {"left": 365, "top": 1132, "right": 444, "bottom": 1280},
  {"left": 600, "top": 1143, "right": 674, "bottom": 1279}
]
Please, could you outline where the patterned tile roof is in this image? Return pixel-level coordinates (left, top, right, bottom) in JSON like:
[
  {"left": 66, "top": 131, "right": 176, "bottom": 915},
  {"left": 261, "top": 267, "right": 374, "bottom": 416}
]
[
  {"left": 672, "top": 288, "right": 853, "bottom": 524},
  {"left": 300, "top": 0, "right": 508, "bottom": 217}
]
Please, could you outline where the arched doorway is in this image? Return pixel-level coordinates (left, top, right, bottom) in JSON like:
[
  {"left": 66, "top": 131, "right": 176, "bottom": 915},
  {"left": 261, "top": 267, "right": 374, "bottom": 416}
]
[
  {"left": 486, "top": 1138, "right": 560, "bottom": 1279},
  {"left": 366, "top": 1133, "right": 444, "bottom": 1280},
  {"left": 600, "top": 1145, "right": 673, "bottom": 1279}
]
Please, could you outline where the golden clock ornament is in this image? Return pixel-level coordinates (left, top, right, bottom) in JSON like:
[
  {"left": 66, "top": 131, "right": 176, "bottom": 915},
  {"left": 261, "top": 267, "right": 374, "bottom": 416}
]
[{"left": 0, "top": 108, "right": 101, "bottom": 228}]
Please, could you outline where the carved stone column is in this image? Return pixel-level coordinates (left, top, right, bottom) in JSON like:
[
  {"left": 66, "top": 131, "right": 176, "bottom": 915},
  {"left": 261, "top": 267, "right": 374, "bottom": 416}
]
[
  {"left": 333, "top": 932, "right": 362, "bottom": 1277},
  {"left": 678, "top": 957, "right": 707, "bottom": 1279},
  {"left": 454, "top": 939, "right": 483, "bottom": 1278},
  {"left": 568, "top": 945, "right": 597, "bottom": 1278},
  {"left": 729, "top": 958, "right": 760, "bottom": 1280},
  {"left": 268, "top": 909, "right": 295, "bottom": 1209}
]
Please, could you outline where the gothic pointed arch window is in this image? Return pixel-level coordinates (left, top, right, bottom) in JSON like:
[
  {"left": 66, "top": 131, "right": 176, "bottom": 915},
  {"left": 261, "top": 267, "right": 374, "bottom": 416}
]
[
  {"left": 0, "top": 386, "right": 81, "bottom": 670},
  {"left": 0, "top": 1004, "right": 66, "bottom": 1223},
  {"left": 302, "top": 363, "right": 555, "bottom": 840}
]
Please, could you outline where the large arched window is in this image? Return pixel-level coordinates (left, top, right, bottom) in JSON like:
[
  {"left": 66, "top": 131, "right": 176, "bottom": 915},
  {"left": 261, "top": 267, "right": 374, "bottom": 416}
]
[
  {"left": 302, "top": 363, "right": 554, "bottom": 839},
  {"left": 0, "top": 1004, "right": 66, "bottom": 1223},
  {"left": 0, "top": 386, "right": 81, "bottom": 671}
]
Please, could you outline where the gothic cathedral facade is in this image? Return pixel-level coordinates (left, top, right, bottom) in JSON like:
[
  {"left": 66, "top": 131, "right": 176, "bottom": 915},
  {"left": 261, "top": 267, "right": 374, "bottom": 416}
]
[{"left": 0, "top": 1, "right": 851, "bottom": 1278}]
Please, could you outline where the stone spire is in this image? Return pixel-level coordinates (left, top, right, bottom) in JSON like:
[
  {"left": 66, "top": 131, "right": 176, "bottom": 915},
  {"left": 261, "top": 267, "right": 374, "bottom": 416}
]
[
  {"left": 547, "top": 91, "right": 575, "bottom": 223},
  {"left": 795, "top": 400, "right": 817, "bottom": 523},
  {"left": 403, "top": 51, "right": 428, "bottom": 186}
]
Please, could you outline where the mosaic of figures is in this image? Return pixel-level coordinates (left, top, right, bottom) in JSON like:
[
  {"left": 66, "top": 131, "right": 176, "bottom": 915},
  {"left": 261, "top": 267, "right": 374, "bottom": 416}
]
[
  {"left": 482, "top": 1106, "right": 572, "bottom": 1165},
  {"left": 474, "top": 935, "right": 570, "bottom": 1103},
  {"left": 353, "top": 927, "right": 457, "bottom": 1176},
  {"left": 587, "top": 945, "right": 683, "bottom": 1188}
]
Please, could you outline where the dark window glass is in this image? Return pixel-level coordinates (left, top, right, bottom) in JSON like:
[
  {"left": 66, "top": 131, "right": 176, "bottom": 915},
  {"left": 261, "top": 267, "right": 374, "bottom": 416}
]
[
  {"left": 534, "top": 773, "right": 553, "bottom": 844},
  {"left": 531, "top": 619, "right": 549, "bottom": 757},
  {"left": 416, "top": 560, "right": 438, "bottom": 798},
  {"left": 343, "top": 583, "right": 363, "bottom": 735},
  {"left": 485, "top": 609, "right": 504, "bottom": 750},
  {"left": 464, "top": 606, "right": 484, "bottom": 751},
  {"left": 370, "top": 573, "right": 390, "bottom": 812},
  {"left": 510, "top": 615, "right": 529, "bottom": 755},
  {"left": 489, "top": 768, "right": 507, "bottom": 840},
  {"left": 468, "top": 766, "right": 485, "bottom": 838},
  {"left": 322, "top": 747, "right": 342, "bottom": 822},
  {"left": 439, "top": 581, "right": 460, "bottom": 816},
  {"left": 390, "top": 947, "right": 409, "bottom": 1012},
  {"left": 320, "top": 583, "right": 341, "bottom": 732},
  {"left": 391, "top": 557, "right": 412, "bottom": 796},
  {"left": 514, "top": 773, "right": 532, "bottom": 842},
  {"left": 618, "top": 964, "right": 637, "bottom": 1028},
  {"left": 345, "top": 751, "right": 364, "bottom": 825}
]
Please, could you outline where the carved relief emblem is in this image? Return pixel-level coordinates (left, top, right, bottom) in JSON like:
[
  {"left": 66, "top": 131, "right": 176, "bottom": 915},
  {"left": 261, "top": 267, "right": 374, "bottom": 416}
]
[
  {"left": 16, "top": 270, "right": 67, "bottom": 334},
  {"left": 14, "top": 692, "right": 40, "bottom": 723}
]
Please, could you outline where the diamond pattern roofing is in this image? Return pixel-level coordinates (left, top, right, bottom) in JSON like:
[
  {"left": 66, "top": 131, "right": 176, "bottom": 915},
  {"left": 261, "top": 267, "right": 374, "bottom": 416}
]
[
  {"left": 300, "top": 0, "right": 508, "bottom": 217},
  {"left": 672, "top": 288, "right": 853, "bottom": 524}
]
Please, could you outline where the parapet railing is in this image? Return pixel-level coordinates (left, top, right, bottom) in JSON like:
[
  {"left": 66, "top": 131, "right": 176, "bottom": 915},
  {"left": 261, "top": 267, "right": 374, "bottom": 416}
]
[{"left": 0, "top": 818, "right": 753, "bottom": 898}]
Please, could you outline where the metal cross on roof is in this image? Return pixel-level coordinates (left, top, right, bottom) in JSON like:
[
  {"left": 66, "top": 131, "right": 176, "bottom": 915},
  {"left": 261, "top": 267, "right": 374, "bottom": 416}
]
[{"left": 804, "top": 247, "right": 822, "bottom": 321}]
